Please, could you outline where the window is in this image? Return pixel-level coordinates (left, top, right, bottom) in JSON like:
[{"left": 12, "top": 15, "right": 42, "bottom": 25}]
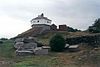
[
  {"left": 37, "top": 20, "right": 39, "bottom": 22},
  {"left": 47, "top": 21, "right": 49, "bottom": 23}
]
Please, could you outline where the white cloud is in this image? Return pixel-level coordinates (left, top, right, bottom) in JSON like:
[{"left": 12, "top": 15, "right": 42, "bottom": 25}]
[
  {"left": 0, "top": 0, "right": 100, "bottom": 38},
  {"left": 0, "top": 15, "right": 31, "bottom": 38}
]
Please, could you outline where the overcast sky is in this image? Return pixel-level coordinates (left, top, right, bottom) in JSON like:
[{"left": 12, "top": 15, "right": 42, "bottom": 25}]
[{"left": 0, "top": 0, "right": 100, "bottom": 38}]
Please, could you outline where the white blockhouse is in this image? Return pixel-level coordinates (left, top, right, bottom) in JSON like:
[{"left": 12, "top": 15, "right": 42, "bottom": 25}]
[{"left": 31, "top": 13, "right": 52, "bottom": 26}]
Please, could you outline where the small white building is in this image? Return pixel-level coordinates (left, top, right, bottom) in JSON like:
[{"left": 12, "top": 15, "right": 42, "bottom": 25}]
[
  {"left": 31, "top": 13, "right": 52, "bottom": 27},
  {"left": 30, "top": 13, "right": 52, "bottom": 32}
]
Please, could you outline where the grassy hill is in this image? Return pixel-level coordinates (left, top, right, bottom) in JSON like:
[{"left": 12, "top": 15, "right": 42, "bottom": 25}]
[
  {"left": 0, "top": 32, "right": 100, "bottom": 67},
  {"left": 37, "top": 31, "right": 95, "bottom": 45}
]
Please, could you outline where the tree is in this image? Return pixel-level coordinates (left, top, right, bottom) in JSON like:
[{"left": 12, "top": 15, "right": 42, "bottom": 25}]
[
  {"left": 67, "top": 26, "right": 81, "bottom": 32},
  {"left": 49, "top": 34, "right": 66, "bottom": 52},
  {"left": 88, "top": 18, "right": 100, "bottom": 33},
  {"left": 0, "top": 38, "right": 8, "bottom": 40},
  {"left": 93, "top": 18, "right": 100, "bottom": 28}
]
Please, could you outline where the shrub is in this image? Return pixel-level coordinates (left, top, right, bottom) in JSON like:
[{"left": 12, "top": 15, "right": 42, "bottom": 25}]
[
  {"left": 49, "top": 34, "right": 66, "bottom": 52},
  {"left": 88, "top": 18, "right": 100, "bottom": 33},
  {"left": 0, "top": 40, "right": 3, "bottom": 44},
  {"left": 0, "top": 38, "right": 8, "bottom": 40}
]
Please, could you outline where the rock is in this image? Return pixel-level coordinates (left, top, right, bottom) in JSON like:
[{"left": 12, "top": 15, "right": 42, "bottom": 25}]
[
  {"left": 35, "top": 48, "right": 49, "bottom": 55},
  {"left": 21, "top": 42, "right": 37, "bottom": 49},
  {"left": 15, "top": 38, "right": 24, "bottom": 43},
  {"left": 78, "top": 57, "right": 82, "bottom": 60},
  {"left": 23, "top": 38, "right": 36, "bottom": 43},
  {"left": 15, "top": 50, "right": 34, "bottom": 56},
  {"left": 28, "top": 37, "right": 37, "bottom": 41},
  {"left": 93, "top": 48, "right": 99, "bottom": 51},
  {"left": 14, "top": 37, "right": 47, "bottom": 56},
  {"left": 14, "top": 42, "right": 24, "bottom": 49},
  {"left": 66, "top": 34, "right": 100, "bottom": 47}
]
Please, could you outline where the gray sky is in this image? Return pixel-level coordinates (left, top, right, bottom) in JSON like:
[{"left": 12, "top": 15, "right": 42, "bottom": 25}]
[{"left": 0, "top": 0, "right": 100, "bottom": 38}]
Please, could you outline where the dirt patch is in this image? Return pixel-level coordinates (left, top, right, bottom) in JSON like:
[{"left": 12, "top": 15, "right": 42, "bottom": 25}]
[
  {"left": 0, "top": 57, "right": 13, "bottom": 67},
  {"left": 57, "top": 53, "right": 76, "bottom": 65}
]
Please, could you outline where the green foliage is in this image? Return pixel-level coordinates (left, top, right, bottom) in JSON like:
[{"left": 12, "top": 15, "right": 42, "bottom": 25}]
[
  {"left": 49, "top": 34, "right": 66, "bottom": 52},
  {"left": 88, "top": 18, "right": 100, "bottom": 33},
  {"left": 13, "top": 55, "right": 69, "bottom": 67},
  {"left": 0, "top": 38, "right": 8, "bottom": 40},
  {"left": 93, "top": 18, "right": 100, "bottom": 28},
  {"left": 0, "top": 40, "right": 14, "bottom": 58},
  {"left": 67, "top": 26, "right": 81, "bottom": 32}
]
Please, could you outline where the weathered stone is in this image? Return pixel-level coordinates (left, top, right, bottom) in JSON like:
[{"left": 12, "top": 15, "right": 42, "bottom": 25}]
[
  {"left": 15, "top": 38, "right": 24, "bottom": 43},
  {"left": 66, "top": 34, "right": 100, "bottom": 47},
  {"left": 35, "top": 48, "right": 49, "bottom": 55},
  {"left": 14, "top": 42, "right": 24, "bottom": 49},
  {"left": 15, "top": 50, "right": 34, "bottom": 56},
  {"left": 23, "top": 38, "right": 36, "bottom": 43},
  {"left": 28, "top": 37, "right": 37, "bottom": 41},
  {"left": 22, "top": 42, "right": 37, "bottom": 49},
  {"left": 14, "top": 37, "right": 46, "bottom": 56}
]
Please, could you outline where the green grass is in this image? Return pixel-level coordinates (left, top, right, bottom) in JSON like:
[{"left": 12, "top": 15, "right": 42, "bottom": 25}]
[
  {"left": 0, "top": 40, "right": 79, "bottom": 67},
  {"left": 0, "top": 40, "right": 77, "bottom": 67},
  {"left": 14, "top": 57, "right": 66, "bottom": 67},
  {"left": 0, "top": 40, "right": 15, "bottom": 58},
  {"left": 37, "top": 31, "right": 69, "bottom": 45},
  {"left": 0, "top": 35, "right": 100, "bottom": 67}
]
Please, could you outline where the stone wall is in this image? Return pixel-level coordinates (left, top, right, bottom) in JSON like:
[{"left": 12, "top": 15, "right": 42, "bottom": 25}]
[
  {"left": 31, "top": 24, "right": 51, "bottom": 35},
  {"left": 66, "top": 34, "right": 100, "bottom": 47}
]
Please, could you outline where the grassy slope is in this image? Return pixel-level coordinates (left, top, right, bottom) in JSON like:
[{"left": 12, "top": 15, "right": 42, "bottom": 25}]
[
  {"left": 0, "top": 40, "right": 15, "bottom": 67},
  {"left": 37, "top": 31, "right": 70, "bottom": 45},
  {"left": 0, "top": 40, "right": 14, "bottom": 58},
  {"left": 0, "top": 40, "right": 79, "bottom": 67},
  {"left": 37, "top": 31, "right": 91, "bottom": 45},
  {"left": 0, "top": 32, "right": 100, "bottom": 67}
]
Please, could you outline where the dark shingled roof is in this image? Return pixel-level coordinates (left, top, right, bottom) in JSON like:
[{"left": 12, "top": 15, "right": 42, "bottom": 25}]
[{"left": 31, "top": 13, "right": 52, "bottom": 22}]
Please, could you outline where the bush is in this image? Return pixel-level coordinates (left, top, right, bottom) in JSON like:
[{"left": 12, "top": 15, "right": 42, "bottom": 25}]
[
  {"left": 49, "top": 34, "right": 66, "bottom": 52},
  {"left": 0, "top": 38, "right": 8, "bottom": 40},
  {"left": 0, "top": 40, "right": 3, "bottom": 44},
  {"left": 88, "top": 18, "right": 100, "bottom": 33}
]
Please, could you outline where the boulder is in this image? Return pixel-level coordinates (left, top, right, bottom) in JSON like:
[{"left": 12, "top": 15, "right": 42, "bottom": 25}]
[
  {"left": 14, "top": 42, "right": 24, "bottom": 49},
  {"left": 15, "top": 38, "right": 24, "bottom": 43},
  {"left": 14, "top": 37, "right": 46, "bottom": 56},
  {"left": 21, "top": 42, "right": 37, "bottom": 49},
  {"left": 34, "top": 48, "right": 49, "bottom": 55},
  {"left": 15, "top": 50, "right": 34, "bottom": 56},
  {"left": 23, "top": 38, "right": 36, "bottom": 43}
]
